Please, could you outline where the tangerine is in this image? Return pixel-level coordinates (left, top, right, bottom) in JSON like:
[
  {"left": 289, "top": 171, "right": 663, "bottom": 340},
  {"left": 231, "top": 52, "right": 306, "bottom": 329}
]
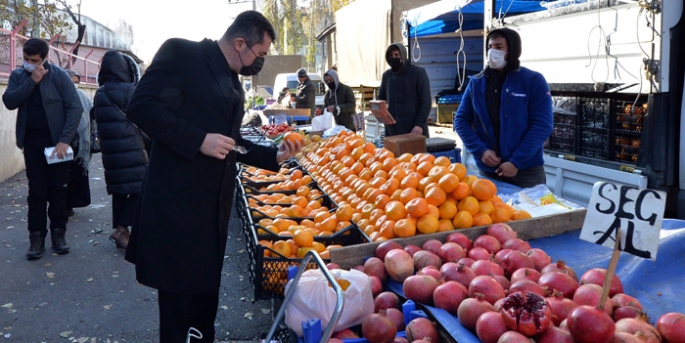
[
  {"left": 394, "top": 218, "right": 416, "bottom": 238},
  {"left": 437, "top": 219, "right": 455, "bottom": 232},
  {"left": 406, "top": 197, "right": 429, "bottom": 218},
  {"left": 425, "top": 187, "right": 447, "bottom": 207},
  {"left": 458, "top": 196, "right": 480, "bottom": 216},
  {"left": 491, "top": 207, "right": 511, "bottom": 223},
  {"left": 438, "top": 200, "right": 458, "bottom": 219},
  {"left": 399, "top": 188, "right": 420, "bottom": 205},
  {"left": 417, "top": 214, "right": 439, "bottom": 234},
  {"left": 512, "top": 210, "right": 532, "bottom": 220},
  {"left": 433, "top": 156, "right": 452, "bottom": 167},
  {"left": 452, "top": 210, "right": 474, "bottom": 229},
  {"left": 472, "top": 212, "right": 493, "bottom": 227},
  {"left": 471, "top": 179, "right": 497, "bottom": 201},
  {"left": 438, "top": 173, "right": 460, "bottom": 193},
  {"left": 385, "top": 200, "right": 408, "bottom": 221}
]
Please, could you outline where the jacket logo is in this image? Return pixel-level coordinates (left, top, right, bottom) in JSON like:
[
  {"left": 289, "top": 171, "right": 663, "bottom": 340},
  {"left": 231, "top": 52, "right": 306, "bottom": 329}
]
[{"left": 511, "top": 92, "right": 527, "bottom": 97}]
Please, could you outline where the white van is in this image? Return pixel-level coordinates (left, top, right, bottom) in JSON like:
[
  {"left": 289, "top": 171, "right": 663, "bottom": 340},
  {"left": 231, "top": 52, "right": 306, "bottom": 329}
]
[{"left": 273, "top": 72, "right": 325, "bottom": 109}]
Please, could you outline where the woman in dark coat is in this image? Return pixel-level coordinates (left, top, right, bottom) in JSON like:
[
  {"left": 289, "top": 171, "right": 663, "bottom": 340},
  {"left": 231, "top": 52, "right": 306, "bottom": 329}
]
[{"left": 93, "top": 51, "right": 148, "bottom": 249}]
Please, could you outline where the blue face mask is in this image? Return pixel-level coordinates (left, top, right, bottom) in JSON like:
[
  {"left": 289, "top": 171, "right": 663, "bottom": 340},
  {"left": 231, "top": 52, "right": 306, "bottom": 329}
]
[{"left": 23, "top": 61, "right": 37, "bottom": 73}]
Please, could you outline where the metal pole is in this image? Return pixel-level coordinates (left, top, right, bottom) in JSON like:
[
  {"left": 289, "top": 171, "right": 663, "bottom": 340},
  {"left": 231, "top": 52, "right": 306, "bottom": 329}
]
[
  {"left": 483, "top": 0, "right": 495, "bottom": 68},
  {"left": 10, "top": 20, "right": 28, "bottom": 70}
]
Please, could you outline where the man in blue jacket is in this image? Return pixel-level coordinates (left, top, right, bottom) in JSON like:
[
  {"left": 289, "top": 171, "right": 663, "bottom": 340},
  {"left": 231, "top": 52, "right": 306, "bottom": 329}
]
[
  {"left": 454, "top": 27, "right": 553, "bottom": 188},
  {"left": 2, "top": 38, "right": 82, "bottom": 259}
]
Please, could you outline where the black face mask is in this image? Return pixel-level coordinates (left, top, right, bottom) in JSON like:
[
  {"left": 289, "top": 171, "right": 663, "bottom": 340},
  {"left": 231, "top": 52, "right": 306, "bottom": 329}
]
[
  {"left": 390, "top": 57, "right": 402, "bottom": 71},
  {"left": 326, "top": 81, "right": 336, "bottom": 90},
  {"left": 237, "top": 44, "right": 264, "bottom": 76}
]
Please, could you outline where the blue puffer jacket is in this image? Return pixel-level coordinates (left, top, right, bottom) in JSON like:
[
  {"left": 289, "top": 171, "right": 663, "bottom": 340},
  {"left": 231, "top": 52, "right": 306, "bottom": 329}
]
[{"left": 454, "top": 66, "right": 553, "bottom": 173}]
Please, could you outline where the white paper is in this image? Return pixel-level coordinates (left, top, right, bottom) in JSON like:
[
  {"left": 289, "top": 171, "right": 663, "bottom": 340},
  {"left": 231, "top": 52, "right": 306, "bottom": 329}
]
[{"left": 44, "top": 146, "right": 74, "bottom": 164}]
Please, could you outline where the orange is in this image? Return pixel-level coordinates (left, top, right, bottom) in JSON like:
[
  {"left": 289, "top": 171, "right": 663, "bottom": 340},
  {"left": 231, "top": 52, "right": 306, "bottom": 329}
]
[
  {"left": 438, "top": 173, "right": 460, "bottom": 193},
  {"left": 314, "top": 211, "right": 332, "bottom": 223},
  {"left": 272, "top": 240, "right": 291, "bottom": 257},
  {"left": 296, "top": 186, "right": 310, "bottom": 198},
  {"left": 335, "top": 204, "right": 354, "bottom": 221},
  {"left": 294, "top": 230, "right": 313, "bottom": 247},
  {"left": 379, "top": 220, "right": 397, "bottom": 239},
  {"left": 359, "top": 168, "right": 374, "bottom": 181},
  {"left": 335, "top": 220, "right": 352, "bottom": 233},
  {"left": 361, "top": 203, "right": 376, "bottom": 219},
  {"left": 428, "top": 166, "right": 450, "bottom": 181},
  {"left": 417, "top": 214, "right": 439, "bottom": 234},
  {"left": 449, "top": 163, "right": 467, "bottom": 181},
  {"left": 380, "top": 178, "right": 400, "bottom": 196},
  {"left": 438, "top": 200, "right": 458, "bottom": 219},
  {"left": 462, "top": 174, "right": 478, "bottom": 188},
  {"left": 356, "top": 218, "right": 371, "bottom": 231},
  {"left": 259, "top": 240, "right": 273, "bottom": 257},
  {"left": 494, "top": 202, "right": 516, "bottom": 218},
  {"left": 406, "top": 197, "right": 429, "bottom": 218},
  {"left": 489, "top": 195, "right": 504, "bottom": 205},
  {"left": 399, "top": 188, "right": 420, "bottom": 205},
  {"left": 418, "top": 154, "right": 436, "bottom": 164},
  {"left": 472, "top": 212, "right": 493, "bottom": 227},
  {"left": 451, "top": 182, "right": 471, "bottom": 200},
  {"left": 417, "top": 177, "right": 433, "bottom": 193},
  {"left": 427, "top": 204, "right": 440, "bottom": 218},
  {"left": 458, "top": 196, "right": 480, "bottom": 216},
  {"left": 352, "top": 212, "right": 362, "bottom": 223},
  {"left": 385, "top": 200, "right": 408, "bottom": 221},
  {"left": 364, "top": 188, "right": 383, "bottom": 203},
  {"left": 382, "top": 158, "right": 398, "bottom": 172},
  {"left": 296, "top": 247, "right": 316, "bottom": 258},
  {"left": 433, "top": 156, "right": 452, "bottom": 167},
  {"left": 362, "top": 142, "right": 376, "bottom": 154},
  {"left": 374, "top": 214, "right": 388, "bottom": 228},
  {"left": 311, "top": 241, "right": 326, "bottom": 253},
  {"left": 393, "top": 218, "right": 416, "bottom": 238},
  {"left": 350, "top": 162, "right": 364, "bottom": 175},
  {"left": 374, "top": 170, "right": 389, "bottom": 180},
  {"left": 319, "top": 216, "right": 338, "bottom": 232},
  {"left": 350, "top": 147, "right": 364, "bottom": 160},
  {"left": 368, "top": 208, "right": 385, "bottom": 224},
  {"left": 401, "top": 175, "right": 420, "bottom": 190},
  {"left": 416, "top": 161, "right": 434, "bottom": 177},
  {"left": 478, "top": 200, "right": 495, "bottom": 215},
  {"left": 471, "top": 179, "right": 497, "bottom": 201},
  {"left": 340, "top": 155, "right": 355, "bottom": 168},
  {"left": 369, "top": 176, "right": 387, "bottom": 189},
  {"left": 374, "top": 194, "right": 391, "bottom": 210},
  {"left": 390, "top": 189, "right": 403, "bottom": 202},
  {"left": 437, "top": 219, "right": 455, "bottom": 232},
  {"left": 424, "top": 187, "right": 447, "bottom": 207},
  {"left": 398, "top": 153, "right": 414, "bottom": 163},
  {"left": 512, "top": 210, "right": 532, "bottom": 220},
  {"left": 491, "top": 207, "right": 511, "bottom": 223},
  {"left": 452, "top": 210, "right": 474, "bottom": 229},
  {"left": 390, "top": 168, "right": 407, "bottom": 181},
  {"left": 301, "top": 219, "right": 316, "bottom": 228}
]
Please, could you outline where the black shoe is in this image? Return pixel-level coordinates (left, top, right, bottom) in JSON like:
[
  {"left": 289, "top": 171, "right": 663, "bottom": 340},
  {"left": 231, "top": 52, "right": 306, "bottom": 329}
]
[
  {"left": 27, "top": 231, "right": 46, "bottom": 260},
  {"left": 50, "top": 228, "right": 70, "bottom": 254},
  {"left": 67, "top": 209, "right": 75, "bottom": 217}
]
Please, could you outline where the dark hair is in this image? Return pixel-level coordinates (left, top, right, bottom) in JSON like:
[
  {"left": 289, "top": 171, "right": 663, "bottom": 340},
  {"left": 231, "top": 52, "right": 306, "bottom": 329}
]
[
  {"left": 23, "top": 38, "right": 49, "bottom": 59},
  {"left": 223, "top": 11, "right": 276, "bottom": 47}
]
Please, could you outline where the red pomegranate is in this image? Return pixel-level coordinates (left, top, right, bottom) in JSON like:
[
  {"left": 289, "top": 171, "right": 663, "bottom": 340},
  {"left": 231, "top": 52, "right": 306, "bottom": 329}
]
[
  {"left": 456, "top": 257, "right": 475, "bottom": 268},
  {"left": 413, "top": 250, "right": 442, "bottom": 270},
  {"left": 364, "top": 257, "right": 388, "bottom": 282},
  {"left": 471, "top": 259, "right": 505, "bottom": 277},
  {"left": 437, "top": 242, "right": 467, "bottom": 262},
  {"left": 525, "top": 248, "right": 552, "bottom": 271},
  {"left": 612, "top": 332, "right": 649, "bottom": 343},
  {"left": 500, "top": 250, "right": 536, "bottom": 276},
  {"left": 370, "top": 275, "right": 383, "bottom": 297},
  {"left": 494, "top": 248, "right": 514, "bottom": 264},
  {"left": 327, "top": 263, "right": 340, "bottom": 270},
  {"left": 502, "top": 238, "right": 531, "bottom": 252},
  {"left": 567, "top": 305, "right": 616, "bottom": 343},
  {"left": 657, "top": 312, "right": 685, "bottom": 343},
  {"left": 613, "top": 306, "right": 644, "bottom": 322},
  {"left": 327, "top": 338, "right": 345, "bottom": 343},
  {"left": 486, "top": 223, "right": 517, "bottom": 244},
  {"left": 573, "top": 283, "right": 614, "bottom": 316},
  {"left": 494, "top": 275, "right": 511, "bottom": 292},
  {"left": 457, "top": 293, "right": 496, "bottom": 331},
  {"left": 439, "top": 261, "right": 457, "bottom": 273},
  {"left": 468, "top": 275, "right": 506, "bottom": 305},
  {"left": 541, "top": 260, "right": 578, "bottom": 281},
  {"left": 403, "top": 244, "right": 422, "bottom": 257},
  {"left": 496, "top": 330, "right": 534, "bottom": 342},
  {"left": 354, "top": 265, "right": 364, "bottom": 272},
  {"left": 405, "top": 318, "right": 439, "bottom": 343},
  {"left": 473, "top": 234, "right": 502, "bottom": 254},
  {"left": 333, "top": 328, "right": 358, "bottom": 339},
  {"left": 446, "top": 232, "right": 472, "bottom": 250},
  {"left": 385, "top": 249, "right": 414, "bottom": 282},
  {"left": 393, "top": 337, "right": 409, "bottom": 343},
  {"left": 467, "top": 246, "right": 492, "bottom": 261},
  {"left": 440, "top": 263, "right": 476, "bottom": 289},
  {"left": 546, "top": 291, "right": 579, "bottom": 326},
  {"left": 611, "top": 293, "right": 643, "bottom": 310},
  {"left": 376, "top": 241, "right": 403, "bottom": 260},
  {"left": 501, "top": 291, "right": 553, "bottom": 337},
  {"left": 509, "top": 279, "right": 546, "bottom": 297},
  {"left": 493, "top": 298, "right": 504, "bottom": 312},
  {"left": 580, "top": 268, "right": 624, "bottom": 297},
  {"left": 403, "top": 275, "right": 439, "bottom": 305},
  {"left": 417, "top": 266, "right": 440, "bottom": 280},
  {"left": 475, "top": 311, "right": 508, "bottom": 343},
  {"left": 432, "top": 281, "right": 468, "bottom": 315},
  {"left": 537, "top": 326, "right": 575, "bottom": 343},
  {"left": 385, "top": 308, "right": 405, "bottom": 331},
  {"left": 538, "top": 271, "right": 579, "bottom": 299},
  {"left": 510, "top": 268, "right": 541, "bottom": 284},
  {"left": 615, "top": 314, "right": 663, "bottom": 343},
  {"left": 362, "top": 310, "right": 397, "bottom": 343},
  {"left": 421, "top": 239, "right": 443, "bottom": 255},
  {"left": 374, "top": 291, "right": 400, "bottom": 312}
]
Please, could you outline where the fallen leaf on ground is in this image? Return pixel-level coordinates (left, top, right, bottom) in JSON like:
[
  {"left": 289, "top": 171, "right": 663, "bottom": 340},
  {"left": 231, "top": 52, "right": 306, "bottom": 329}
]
[
  {"left": 221, "top": 306, "right": 228, "bottom": 310},
  {"left": 46, "top": 272, "right": 54, "bottom": 279},
  {"left": 261, "top": 308, "right": 270, "bottom": 314},
  {"left": 76, "top": 337, "right": 89, "bottom": 343},
  {"left": 60, "top": 331, "right": 72, "bottom": 337},
  {"left": 103, "top": 305, "right": 112, "bottom": 310},
  {"left": 244, "top": 312, "right": 253, "bottom": 320},
  {"left": 1, "top": 303, "right": 11, "bottom": 308}
]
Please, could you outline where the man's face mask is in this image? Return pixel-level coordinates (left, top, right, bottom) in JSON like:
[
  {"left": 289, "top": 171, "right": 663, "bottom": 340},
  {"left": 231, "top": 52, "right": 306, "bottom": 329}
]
[
  {"left": 326, "top": 81, "right": 336, "bottom": 90},
  {"left": 237, "top": 43, "right": 264, "bottom": 76},
  {"left": 487, "top": 48, "right": 508, "bottom": 70},
  {"left": 22, "top": 61, "right": 37, "bottom": 73},
  {"left": 389, "top": 57, "right": 402, "bottom": 71}
]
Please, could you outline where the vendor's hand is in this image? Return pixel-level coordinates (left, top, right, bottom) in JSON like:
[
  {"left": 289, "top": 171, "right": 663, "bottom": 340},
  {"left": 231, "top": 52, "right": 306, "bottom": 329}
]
[
  {"left": 31, "top": 64, "right": 48, "bottom": 83},
  {"left": 52, "top": 142, "right": 70, "bottom": 159},
  {"left": 410, "top": 126, "right": 423, "bottom": 135},
  {"left": 326, "top": 105, "right": 335, "bottom": 113},
  {"left": 496, "top": 162, "right": 518, "bottom": 178},
  {"left": 481, "top": 149, "right": 501, "bottom": 167},
  {"left": 201, "top": 133, "right": 236, "bottom": 160},
  {"left": 276, "top": 140, "right": 303, "bottom": 164}
]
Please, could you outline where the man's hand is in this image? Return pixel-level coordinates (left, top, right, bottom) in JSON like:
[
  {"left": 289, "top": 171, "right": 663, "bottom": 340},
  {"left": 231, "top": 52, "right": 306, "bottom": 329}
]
[
  {"left": 200, "top": 133, "right": 236, "bottom": 160},
  {"left": 326, "top": 105, "right": 335, "bottom": 113},
  {"left": 496, "top": 162, "right": 518, "bottom": 178},
  {"left": 31, "top": 64, "right": 48, "bottom": 84},
  {"left": 481, "top": 149, "right": 501, "bottom": 167},
  {"left": 276, "top": 140, "right": 303, "bottom": 164},
  {"left": 52, "top": 142, "right": 70, "bottom": 159},
  {"left": 410, "top": 126, "right": 423, "bottom": 135}
]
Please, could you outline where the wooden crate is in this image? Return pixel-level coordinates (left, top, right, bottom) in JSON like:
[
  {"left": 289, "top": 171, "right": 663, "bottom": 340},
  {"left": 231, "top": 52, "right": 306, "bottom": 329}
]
[
  {"left": 352, "top": 86, "right": 377, "bottom": 111},
  {"left": 437, "top": 103, "right": 460, "bottom": 125},
  {"left": 383, "top": 134, "right": 427, "bottom": 156},
  {"left": 330, "top": 209, "right": 587, "bottom": 269}
]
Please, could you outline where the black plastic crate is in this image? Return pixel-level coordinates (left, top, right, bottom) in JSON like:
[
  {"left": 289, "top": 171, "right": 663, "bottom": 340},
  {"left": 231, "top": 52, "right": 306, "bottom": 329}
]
[{"left": 579, "top": 97, "right": 610, "bottom": 130}]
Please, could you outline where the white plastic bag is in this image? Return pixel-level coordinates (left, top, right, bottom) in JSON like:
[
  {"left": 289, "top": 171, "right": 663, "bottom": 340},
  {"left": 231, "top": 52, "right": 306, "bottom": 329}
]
[
  {"left": 311, "top": 109, "right": 336, "bottom": 132},
  {"left": 284, "top": 268, "right": 374, "bottom": 336}
]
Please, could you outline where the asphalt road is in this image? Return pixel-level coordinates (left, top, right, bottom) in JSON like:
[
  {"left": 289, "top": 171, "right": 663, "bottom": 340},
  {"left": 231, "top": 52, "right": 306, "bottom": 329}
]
[{"left": 0, "top": 154, "right": 278, "bottom": 343}]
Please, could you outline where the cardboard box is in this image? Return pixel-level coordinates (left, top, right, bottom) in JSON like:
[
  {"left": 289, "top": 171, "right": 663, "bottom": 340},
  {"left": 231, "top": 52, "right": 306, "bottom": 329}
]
[
  {"left": 383, "top": 134, "right": 426, "bottom": 156},
  {"left": 262, "top": 108, "right": 311, "bottom": 117},
  {"left": 437, "top": 103, "right": 459, "bottom": 125}
]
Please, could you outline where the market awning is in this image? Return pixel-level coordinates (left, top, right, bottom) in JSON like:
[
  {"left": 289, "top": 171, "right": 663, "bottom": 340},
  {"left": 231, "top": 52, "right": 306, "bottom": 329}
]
[{"left": 403, "top": 0, "right": 547, "bottom": 38}]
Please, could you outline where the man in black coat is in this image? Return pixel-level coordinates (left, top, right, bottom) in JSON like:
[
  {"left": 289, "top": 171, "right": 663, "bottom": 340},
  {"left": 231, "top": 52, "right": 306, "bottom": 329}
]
[
  {"left": 377, "top": 42, "right": 432, "bottom": 138},
  {"left": 295, "top": 68, "right": 316, "bottom": 116},
  {"left": 124, "top": 11, "right": 301, "bottom": 343}
]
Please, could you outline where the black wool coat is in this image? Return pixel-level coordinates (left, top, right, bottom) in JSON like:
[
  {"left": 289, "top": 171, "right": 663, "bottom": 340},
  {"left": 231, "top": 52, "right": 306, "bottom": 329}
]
[{"left": 124, "top": 38, "right": 280, "bottom": 295}]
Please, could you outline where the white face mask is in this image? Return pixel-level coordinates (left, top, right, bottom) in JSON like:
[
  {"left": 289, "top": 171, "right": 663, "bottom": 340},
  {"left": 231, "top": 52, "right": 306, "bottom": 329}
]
[
  {"left": 488, "top": 48, "right": 508, "bottom": 70},
  {"left": 23, "top": 61, "right": 37, "bottom": 73}
]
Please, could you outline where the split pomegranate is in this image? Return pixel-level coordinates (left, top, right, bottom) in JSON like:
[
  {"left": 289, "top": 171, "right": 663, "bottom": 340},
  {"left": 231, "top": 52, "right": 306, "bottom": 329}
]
[
  {"left": 385, "top": 308, "right": 405, "bottom": 331},
  {"left": 405, "top": 318, "right": 439, "bottom": 343},
  {"left": 440, "top": 262, "right": 476, "bottom": 289},
  {"left": 403, "top": 244, "right": 422, "bottom": 257},
  {"left": 364, "top": 257, "right": 388, "bottom": 282},
  {"left": 500, "top": 250, "right": 535, "bottom": 276},
  {"left": 432, "top": 281, "right": 469, "bottom": 315},
  {"left": 541, "top": 260, "right": 578, "bottom": 281},
  {"left": 413, "top": 250, "right": 442, "bottom": 270},
  {"left": 496, "top": 330, "right": 534, "bottom": 342},
  {"left": 580, "top": 268, "right": 624, "bottom": 297},
  {"left": 501, "top": 238, "right": 531, "bottom": 252},
  {"left": 615, "top": 314, "right": 663, "bottom": 343},
  {"left": 362, "top": 310, "right": 397, "bottom": 343},
  {"left": 468, "top": 275, "right": 506, "bottom": 305},
  {"left": 611, "top": 293, "right": 643, "bottom": 310},
  {"left": 537, "top": 326, "right": 575, "bottom": 343},
  {"left": 525, "top": 248, "right": 552, "bottom": 271},
  {"left": 538, "top": 271, "right": 579, "bottom": 299},
  {"left": 510, "top": 268, "right": 541, "bottom": 284},
  {"left": 567, "top": 305, "right": 616, "bottom": 343},
  {"left": 446, "top": 232, "right": 472, "bottom": 250},
  {"left": 374, "top": 291, "right": 400, "bottom": 312},
  {"left": 657, "top": 312, "right": 685, "bottom": 343},
  {"left": 473, "top": 234, "right": 502, "bottom": 254},
  {"left": 467, "top": 246, "right": 492, "bottom": 261},
  {"left": 376, "top": 241, "right": 403, "bottom": 260},
  {"left": 471, "top": 259, "right": 505, "bottom": 277},
  {"left": 403, "top": 274, "right": 439, "bottom": 305},
  {"left": 486, "top": 222, "right": 517, "bottom": 244},
  {"left": 545, "top": 291, "right": 579, "bottom": 326},
  {"left": 509, "top": 279, "right": 546, "bottom": 297},
  {"left": 437, "top": 242, "right": 467, "bottom": 262},
  {"left": 501, "top": 291, "right": 552, "bottom": 337},
  {"left": 475, "top": 311, "right": 508, "bottom": 343},
  {"left": 384, "top": 249, "right": 414, "bottom": 282},
  {"left": 573, "top": 283, "right": 614, "bottom": 316},
  {"left": 457, "top": 293, "right": 496, "bottom": 331},
  {"left": 421, "top": 239, "right": 443, "bottom": 255}
]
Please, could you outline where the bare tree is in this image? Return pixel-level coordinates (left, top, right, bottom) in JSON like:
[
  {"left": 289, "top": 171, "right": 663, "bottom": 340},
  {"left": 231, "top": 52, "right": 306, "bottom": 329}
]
[{"left": 56, "top": 0, "right": 86, "bottom": 61}]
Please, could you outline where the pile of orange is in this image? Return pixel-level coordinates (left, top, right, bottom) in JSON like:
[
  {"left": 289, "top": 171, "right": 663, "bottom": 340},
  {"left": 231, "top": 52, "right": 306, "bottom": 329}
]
[{"left": 243, "top": 170, "right": 313, "bottom": 192}]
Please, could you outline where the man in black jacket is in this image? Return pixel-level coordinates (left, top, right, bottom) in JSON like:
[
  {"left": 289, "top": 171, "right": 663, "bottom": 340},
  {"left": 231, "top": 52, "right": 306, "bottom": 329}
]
[
  {"left": 295, "top": 68, "right": 316, "bottom": 116},
  {"left": 124, "top": 11, "right": 301, "bottom": 343},
  {"left": 377, "top": 42, "right": 431, "bottom": 137},
  {"left": 2, "top": 38, "right": 81, "bottom": 260},
  {"left": 324, "top": 69, "right": 357, "bottom": 131}
]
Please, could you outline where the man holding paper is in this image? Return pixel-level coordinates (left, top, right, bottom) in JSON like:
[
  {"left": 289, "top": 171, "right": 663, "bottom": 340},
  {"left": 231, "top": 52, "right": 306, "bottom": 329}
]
[{"left": 2, "top": 38, "right": 82, "bottom": 260}]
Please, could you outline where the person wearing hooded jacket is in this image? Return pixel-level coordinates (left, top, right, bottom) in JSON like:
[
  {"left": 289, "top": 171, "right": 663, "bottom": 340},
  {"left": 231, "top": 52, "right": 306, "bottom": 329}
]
[
  {"left": 377, "top": 42, "right": 431, "bottom": 138},
  {"left": 323, "top": 69, "right": 356, "bottom": 132},
  {"left": 92, "top": 50, "right": 149, "bottom": 249},
  {"left": 295, "top": 68, "right": 316, "bottom": 116},
  {"left": 454, "top": 27, "right": 553, "bottom": 188}
]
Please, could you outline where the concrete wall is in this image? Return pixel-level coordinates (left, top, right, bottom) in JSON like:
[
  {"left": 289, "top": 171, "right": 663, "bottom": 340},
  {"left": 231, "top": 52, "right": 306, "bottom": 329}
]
[{"left": 0, "top": 79, "right": 97, "bottom": 183}]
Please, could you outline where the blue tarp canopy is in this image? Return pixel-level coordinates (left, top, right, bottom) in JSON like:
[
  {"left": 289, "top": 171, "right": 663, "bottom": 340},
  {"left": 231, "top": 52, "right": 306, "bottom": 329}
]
[{"left": 403, "top": 0, "right": 547, "bottom": 38}]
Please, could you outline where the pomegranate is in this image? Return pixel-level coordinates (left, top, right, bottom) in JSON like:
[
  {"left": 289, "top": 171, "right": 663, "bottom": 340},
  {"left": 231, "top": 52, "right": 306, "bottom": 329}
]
[
  {"left": 413, "top": 250, "right": 442, "bottom": 270},
  {"left": 657, "top": 312, "right": 685, "bottom": 343},
  {"left": 546, "top": 291, "right": 579, "bottom": 326},
  {"left": 501, "top": 291, "right": 553, "bottom": 337},
  {"left": 376, "top": 241, "right": 403, "bottom": 260},
  {"left": 326, "top": 263, "right": 340, "bottom": 270},
  {"left": 437, "top": 242, "right": 466, "bottom": 262},
  {"left": 567, "top": 305, "right": 616, "bottom": 343},
  {"left": 385, "top": 249, "right": 414, "bottom": 282},
  {"left": 494, "top": 275, "right": 511, "bottom": 291},
  {"left": 446, "top": 232, "right": 472, "bottom": 250},
  {"left": 573, "top": 283, "right": 614, "bottom": 316},
  {"left": 403, "top": 244, "right": 422, "bottom": 257},
  {"left": 538, "top": 271, "right": 579, "bottom": 299},
  {"left": 432, "top": 281, "right": 468, "bottom": 315},
  {"left": 440, "top": 263, "right": 476, "bottom": 288},
  {"left": 613, "top": 306, "right": 644, "bottom": 322},
  {"left": 580, "top": 268, "right": 624, "bottom": 297},
  {"left": 494, "top": 248, "right": 514, "bottom": 264},
  {"left": 374, "top": 291, "right": 400, "bottom": 312},
  {"left": 473, "top": 234, "right": 502, "bottom": 253},
  {"left": 475, "top": 311, "right": 508, "bottom": 343},
  {"left": 612, "top": 293, "right": 643, "bottom": 310},
  {"left": 456, "top": 257, "right": 475, "bottom": 268},
  {"left": 457, "top": 293, "right": 496, "bottom": 331},
  {"left": 613, "top": 332, "right": 648, "bottom": 343},
  {"left": 393, "top": 336, "right": 409, "bottom": 343},
  {"left": 467, "top": 246, "right": 492, "bottom": 261},
  {"left": 537, "top": 326, "right": 575, "bottom": 343},
  {"left": 468, "top": 275, "right": 506, "bottom": 305},
  {"left": 386, "top": 308, "right": 405, "bottom": 331},
  {"left": 327, "top": 338, "right": 345, "bottom": 343},
  {"left": 541, "top": 260, "right": 578, "bottom": 281},
  {"left": 559, "top": 318, "right": 568, "bottom": 330},
  {"left": 421, "top": 239, "right": 443, "bottom": 255},
  {"left": 496, "top": 330, "right": 534, "bottom": 342},
  {"left": 500, "top": 250, "right": 535, "bottom": 276},
  {"left": 525, "top": 248, "right": 552, "bottom": 271},
  {"left": 403, "top": 275, "right": 439, "bottom": 305},
  {"left": 370, "top": 275, "right": 383, "bottom": 297},
  {"left": 510, "top": 268, "right": 541, "bottom": 284},
  {"left": 615, "top": 314, "right": 663, "bottom": 343},
  {"left": 417, "top": 266, "right": 440, "bottom": 280},
  {"left": 405, "top": 318, "right": 439, "bottom": 343},
  {"left": 333, "top": 328, "right": 358, "bottom": 339},
  {"left": 354, "top": 265, "right": 364, "bottom": 272},
  {"left": 493, "top": 298, "right": 504, "bottom": 312},
  {"left": 509, "top": 280, "right": 545, "bottom": 297},
  {"left": 439, "top": 261, "right": 457, "bottom": 273},
  {"left": 364, "top": 257, "right": 388, "bottom": 282},
  {"left": 362, "top": 310, "right": 397, "bottom": 343},
  {"left": 486, "top": 223, "right": 517, "bottom": 244},
  {"left": 471, "top": 259, "right": 505, "bottom": 277},
  {"left": 502, "top": 238, "right": 531, "bottom": 252}
]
